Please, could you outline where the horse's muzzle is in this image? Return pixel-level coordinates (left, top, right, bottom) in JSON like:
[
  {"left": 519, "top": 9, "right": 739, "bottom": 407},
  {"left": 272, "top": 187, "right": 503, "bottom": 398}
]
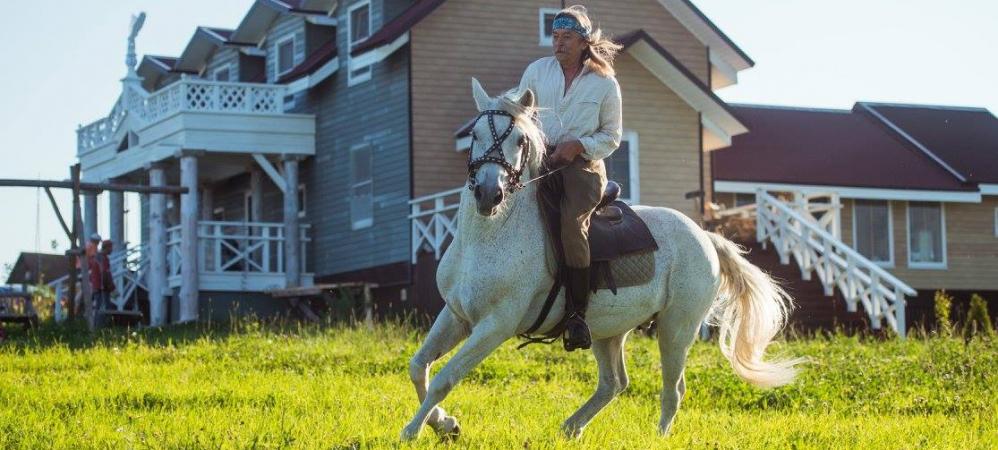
[{"left": 474, "top": 182, "right": 504, "bottom": 216}]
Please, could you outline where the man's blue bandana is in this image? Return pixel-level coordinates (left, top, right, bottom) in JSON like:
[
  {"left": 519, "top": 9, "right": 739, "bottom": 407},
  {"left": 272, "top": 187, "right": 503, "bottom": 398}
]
[{"left": 552, "top": 16, "right": 590, "bottom": 40}]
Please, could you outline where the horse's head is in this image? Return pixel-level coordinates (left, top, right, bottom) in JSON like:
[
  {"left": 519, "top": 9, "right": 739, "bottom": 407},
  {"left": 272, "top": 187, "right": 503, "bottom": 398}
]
[{"left": 467, "top": 78, "right": 543, "bottom": 216}]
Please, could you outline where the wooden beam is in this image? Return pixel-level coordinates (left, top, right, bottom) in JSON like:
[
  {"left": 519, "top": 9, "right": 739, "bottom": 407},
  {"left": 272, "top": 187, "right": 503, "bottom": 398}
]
[
  {"left": 43, "top": 187, "right": 72, "bottom": 240},
  {"left": 0, "top": 179, "right": 187, "bottom": 194},
  {"left": 251, "top": 154, "right": 287, "bottom": 194}
]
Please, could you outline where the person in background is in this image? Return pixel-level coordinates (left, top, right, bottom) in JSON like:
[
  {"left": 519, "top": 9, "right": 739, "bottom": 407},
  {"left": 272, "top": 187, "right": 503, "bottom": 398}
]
[{"left": 88, "top": 238, "right": 116, "bottom": 326}]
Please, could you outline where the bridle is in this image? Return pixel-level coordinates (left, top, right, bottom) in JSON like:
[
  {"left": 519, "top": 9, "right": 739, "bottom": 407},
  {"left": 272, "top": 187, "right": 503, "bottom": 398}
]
[{"left": 466, "top": 109, "right": 528, "bottom": 193}]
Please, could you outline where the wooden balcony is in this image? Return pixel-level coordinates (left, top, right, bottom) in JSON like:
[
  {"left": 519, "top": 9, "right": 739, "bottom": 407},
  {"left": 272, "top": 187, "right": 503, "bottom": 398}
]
[{"left": 76, "top": 78, "right": 315, "bottom": 182}]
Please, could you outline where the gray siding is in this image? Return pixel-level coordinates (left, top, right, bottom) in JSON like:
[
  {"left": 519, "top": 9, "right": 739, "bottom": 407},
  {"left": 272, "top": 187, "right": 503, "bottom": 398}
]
[
  {"left": 203, "top": 47, "right": 240, "bottom": 80},
  {"left": 299, "top": 0, "right": 412, "bottom": 276}
]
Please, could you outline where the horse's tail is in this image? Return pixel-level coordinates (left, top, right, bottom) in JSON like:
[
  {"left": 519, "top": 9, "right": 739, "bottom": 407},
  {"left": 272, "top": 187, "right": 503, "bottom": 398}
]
[{"left": 706, "top": 232, "right": 803, "bottom": 388}]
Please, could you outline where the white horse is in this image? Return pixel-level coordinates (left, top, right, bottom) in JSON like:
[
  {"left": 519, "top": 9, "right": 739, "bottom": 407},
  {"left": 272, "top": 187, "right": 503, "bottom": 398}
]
[{"left": 402, "top": 79, "right": 802, "bottom": 440}]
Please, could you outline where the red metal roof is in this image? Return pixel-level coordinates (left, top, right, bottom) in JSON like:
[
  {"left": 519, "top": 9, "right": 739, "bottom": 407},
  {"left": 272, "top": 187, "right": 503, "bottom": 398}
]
[
  {"left": 862, "top": 103, "right": 998, "bottom": 184},
  {"left": 277, "top": 40, "right": 338, "bottom": 83},
  {"left": 713, "top": 105, "right": 973, "bottom": 191},
  {"left": 351, "top": 0, "right": 445, "bottom": 56}
]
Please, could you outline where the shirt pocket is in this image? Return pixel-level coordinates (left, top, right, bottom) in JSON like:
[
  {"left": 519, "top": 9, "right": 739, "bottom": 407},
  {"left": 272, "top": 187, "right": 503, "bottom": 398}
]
[{"left": 565, "top": 95, "right": 602, "bottom": 136}]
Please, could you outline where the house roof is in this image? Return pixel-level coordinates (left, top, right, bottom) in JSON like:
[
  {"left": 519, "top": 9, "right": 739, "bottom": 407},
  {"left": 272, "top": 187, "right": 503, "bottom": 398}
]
[
  {"left": 231, "top": 0, "right": 335, "bottom": 44},
  {"left": 713, "top": 104, "right": 974, "bottom": 192},
  {"left": 859, "top": 103, "right": 998, "bottom": 184},
  {"left": 5, "top": 252, "right": 69, "bottom": 285},
  {"left": 351, "top": 0, "right": 446, "bottom": 56},
  {"left": 277, "top": 39, "right": 338, "bottom": 83}
]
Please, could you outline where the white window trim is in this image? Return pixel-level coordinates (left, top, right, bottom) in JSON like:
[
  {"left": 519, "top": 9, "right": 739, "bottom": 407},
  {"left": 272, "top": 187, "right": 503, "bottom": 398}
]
[
  {"left": 538, "top": 8, "right": 560, "bottom": 47},
  {"left": 906, "top": 201, "right": 947, "bottom": 269},
  {"left": 347, "top": 0, "right": 373, "bottom": 87},
  {"left": 243, "top": 191, "right": 254, "bottom": 222},
  {"left": 851, "top": 200, "right": 894, "bottom": 268},
  {"left": 348, "top": 0, "right": 372, "bottom": 46},
  {"left": 619, "top": 129, "right": 640, "bottom": 204},
  {"left": 297, "top": 183, "right": 307, "bottom": 219},
  {"left": 274, "top": 33, "right": 297, "bottom": 79},
  {"left": 350, "top": 143, "right": 374, "bottom": 230},
  {"left": 213, "top": 64, "right": 232, "bottom": 82}
]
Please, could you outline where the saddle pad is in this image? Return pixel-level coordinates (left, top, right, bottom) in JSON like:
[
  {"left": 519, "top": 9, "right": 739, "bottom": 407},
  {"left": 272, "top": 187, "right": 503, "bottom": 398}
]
[
  {"left": 592, "top": 250, "right": 655, "bottom": 291},
  {"left": 589, "top": 200, "right": 659, "bottom": 262}
]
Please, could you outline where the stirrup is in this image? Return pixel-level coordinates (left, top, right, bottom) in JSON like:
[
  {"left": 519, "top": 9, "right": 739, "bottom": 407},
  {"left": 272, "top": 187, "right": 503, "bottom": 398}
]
[{"left": 563, "top": 314, "right": 592, "bottom": 352}]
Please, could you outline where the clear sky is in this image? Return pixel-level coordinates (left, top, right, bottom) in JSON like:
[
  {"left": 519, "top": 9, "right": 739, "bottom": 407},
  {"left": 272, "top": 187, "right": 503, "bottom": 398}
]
[{"left": 0, "top": 0, "right": 996, "bottom": 276}]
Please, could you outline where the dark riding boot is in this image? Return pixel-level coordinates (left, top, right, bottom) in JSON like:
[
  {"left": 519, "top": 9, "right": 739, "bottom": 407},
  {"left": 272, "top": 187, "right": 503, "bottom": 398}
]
[{"left": 563, "top": 266, "right": 593, "bottom": 352}]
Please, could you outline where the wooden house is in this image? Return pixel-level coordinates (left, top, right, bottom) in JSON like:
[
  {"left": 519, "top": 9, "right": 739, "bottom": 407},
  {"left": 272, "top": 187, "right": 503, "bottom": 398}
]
[{"left": 73, "top": 0, "right": 758, "bottom": 324}]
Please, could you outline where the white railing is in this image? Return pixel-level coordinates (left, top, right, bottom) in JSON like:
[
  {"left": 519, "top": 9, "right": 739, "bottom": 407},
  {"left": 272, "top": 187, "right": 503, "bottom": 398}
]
[
  {"left": 409, "top": 187, "right": 464, "bottom": 263},
  {"left": 109, "top": 244, "right": 148, "bottom": 313},
  {"left": 167, "top": 221, "right": 310, "bottom": 277},
  {"left": 754, "top": 190, "right": 915, "bottom": 336},
  {"left": 78, "top": 77, "right": 288, "bottom": 153}
]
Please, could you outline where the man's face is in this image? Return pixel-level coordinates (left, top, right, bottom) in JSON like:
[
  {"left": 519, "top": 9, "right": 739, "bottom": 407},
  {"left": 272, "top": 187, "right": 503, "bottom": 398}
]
[{"left": 552, "top": 28, "right": 586, "bottom": 65}]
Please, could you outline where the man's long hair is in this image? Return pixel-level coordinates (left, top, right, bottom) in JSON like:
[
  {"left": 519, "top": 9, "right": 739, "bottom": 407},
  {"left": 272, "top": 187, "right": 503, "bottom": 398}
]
[{"left": 557, "top": 5, "right": 622, "bottom": 77}]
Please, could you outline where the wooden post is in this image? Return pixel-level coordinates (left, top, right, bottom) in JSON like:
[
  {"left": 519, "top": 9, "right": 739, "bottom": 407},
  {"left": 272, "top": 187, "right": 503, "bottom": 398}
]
[
  {"left": 363, "top": 284, "right": 373, "bottom": 330},
  {"left": 282, "top": 157, "right": 300, "bottom": 288},
  {"left": 148, "top": 165, "right": 168, "bottom": 326},
  {"left": 84, "top": 191, "right": 98, "bottom": 241},
  {"left": 178, "top": 153, "right": 200, "bottom": 323},
  {"left": 109, "top": 185, "right": 125, "bottom": 253},
  {"left": 67, "top": 165, "right": 81, "bottom": 321}
]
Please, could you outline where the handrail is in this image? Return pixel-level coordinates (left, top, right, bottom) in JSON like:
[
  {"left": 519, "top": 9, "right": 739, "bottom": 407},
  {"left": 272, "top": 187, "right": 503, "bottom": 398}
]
[
  {"left": 409, "top": 186, "right": 464, "bottom": 262},
  {"left": 758, "top": 191, "right": 914, "bottom": 294}
]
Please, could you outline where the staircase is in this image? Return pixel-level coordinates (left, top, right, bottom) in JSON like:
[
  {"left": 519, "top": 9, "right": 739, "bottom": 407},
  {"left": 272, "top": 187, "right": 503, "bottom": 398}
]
[{"left": 716, "top": 190, "right": 916, "bottom": 337}]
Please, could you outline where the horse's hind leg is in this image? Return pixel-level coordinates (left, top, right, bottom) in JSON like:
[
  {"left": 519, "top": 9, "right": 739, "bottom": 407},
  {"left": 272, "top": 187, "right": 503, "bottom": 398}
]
[
  {"left": 562, "top": 332, "right": 629, "bottom": 439},
  {"left": 408, "top": 307, "right": 470, "bottom": 436},
  {"left": 656, "top": 310, "right": 702, "bottom": 436}
]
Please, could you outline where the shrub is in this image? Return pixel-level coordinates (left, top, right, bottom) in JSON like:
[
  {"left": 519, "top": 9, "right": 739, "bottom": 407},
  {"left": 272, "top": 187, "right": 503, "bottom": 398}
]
[
  {"left": 933, "top": 290, "right": 953, "bottom": 337},
  {"left": 966, "top": 294, "right": 994, "bottom": 338}
]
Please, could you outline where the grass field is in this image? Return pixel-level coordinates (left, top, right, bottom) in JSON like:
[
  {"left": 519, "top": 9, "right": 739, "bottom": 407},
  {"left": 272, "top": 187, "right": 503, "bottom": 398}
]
[{"left": 1, "top": 320, "right": 995, "bottom": 449}]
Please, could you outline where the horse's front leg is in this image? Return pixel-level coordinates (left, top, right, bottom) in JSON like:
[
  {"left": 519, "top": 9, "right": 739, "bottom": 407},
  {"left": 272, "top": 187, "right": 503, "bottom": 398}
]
[
  {"left": 409, "top": 307, "right": 470, "bottom": 436},
  {"left": 401, "top": 319, "right": 512, "bottom": 441}
]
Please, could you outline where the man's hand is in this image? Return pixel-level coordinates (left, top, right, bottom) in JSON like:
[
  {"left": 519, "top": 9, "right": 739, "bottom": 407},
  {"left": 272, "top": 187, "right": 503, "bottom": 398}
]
[{"left": 550, "top": 140, "right": 585, "bottom": 168}]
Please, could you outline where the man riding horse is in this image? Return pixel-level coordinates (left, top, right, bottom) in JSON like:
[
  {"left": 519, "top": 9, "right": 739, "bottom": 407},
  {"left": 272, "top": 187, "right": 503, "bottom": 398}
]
[{"left": 517, "top": 5, "right": 623, "bottom": 351}]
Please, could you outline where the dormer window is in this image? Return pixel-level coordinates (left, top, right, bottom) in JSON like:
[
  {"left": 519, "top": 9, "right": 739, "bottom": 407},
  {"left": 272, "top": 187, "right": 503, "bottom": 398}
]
[
  {"left": 275, "top": 34, "right": 296, "bottom": 78},
  {"left": 348, "top": 0, "right": 373, "bottom": 86},
  {"left": 538, "top": 8, "right": 559, "bottom": 46},
  {"left": 213, "top": 65, "right": 231, "bottom": 82}
]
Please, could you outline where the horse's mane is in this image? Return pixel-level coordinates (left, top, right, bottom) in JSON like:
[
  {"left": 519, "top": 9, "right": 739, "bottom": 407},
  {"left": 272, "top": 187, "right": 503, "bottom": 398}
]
[{"left": 494, "top": 91, "right": 546, "bottom": 178}]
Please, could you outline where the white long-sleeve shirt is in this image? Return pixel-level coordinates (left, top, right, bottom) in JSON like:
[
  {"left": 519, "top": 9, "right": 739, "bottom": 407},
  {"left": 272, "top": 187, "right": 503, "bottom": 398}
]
[{"left": 517, "top": 56, "right": 623, "bottom": 161}]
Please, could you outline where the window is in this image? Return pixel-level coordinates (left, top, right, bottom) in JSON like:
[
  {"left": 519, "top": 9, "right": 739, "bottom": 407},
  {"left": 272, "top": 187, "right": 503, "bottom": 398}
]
[
  {"left": 348, "top": 1, "right": 372, "bottom": 85},
  {"left": 734, "top": 193, "right": 755, "bottom": 207},
  {"left": 243, "top": 192, "right": 254, "bottom": 222},
  {"left": 538, "top": 8, "right": 560, "bottom": 46},
  {"left": 213, "top": 65, "right": 231, "bottom": 82},
  {"left": 350, "top": 143, "right": 373, "bottom": 229},
  {"left": 852, "top": 200, "right": 893, "bottom": 265},
  {"left": 603, "top": 130, "right": 639, "bottom": 203},
  {"left": 297, "top": 183, "right": 307, "bottom": 219},
  {"left": 907, "top": 202, "right": 946, "bottom": 268},
  {"left": 275, "top": 34, "right": 296, "bottom": 78}
]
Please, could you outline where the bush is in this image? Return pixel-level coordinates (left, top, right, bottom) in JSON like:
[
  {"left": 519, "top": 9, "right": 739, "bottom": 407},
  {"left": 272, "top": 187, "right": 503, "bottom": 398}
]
[
  {"left": 933, "top": 290, "right": 953, "bottom": 336},
  {"left": 966, "top": 294, "right": 994, "bottom": 338}
]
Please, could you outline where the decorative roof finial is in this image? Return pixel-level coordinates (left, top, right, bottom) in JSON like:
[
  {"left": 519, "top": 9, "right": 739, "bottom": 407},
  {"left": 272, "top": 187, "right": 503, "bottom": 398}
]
[{"left": 126, "top": 12, "right": 146, "bottom": 75}]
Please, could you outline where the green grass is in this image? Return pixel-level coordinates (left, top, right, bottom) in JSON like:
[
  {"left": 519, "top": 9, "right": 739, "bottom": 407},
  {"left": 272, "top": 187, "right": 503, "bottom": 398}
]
[{"left": 1, "top": 320, "right": 995, "bottom": 449}]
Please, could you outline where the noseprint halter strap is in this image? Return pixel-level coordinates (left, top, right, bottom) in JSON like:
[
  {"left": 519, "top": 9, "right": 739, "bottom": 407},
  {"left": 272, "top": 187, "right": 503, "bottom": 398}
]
[{"left": 466, "top": 109, "right": 526, "bottom": 192}]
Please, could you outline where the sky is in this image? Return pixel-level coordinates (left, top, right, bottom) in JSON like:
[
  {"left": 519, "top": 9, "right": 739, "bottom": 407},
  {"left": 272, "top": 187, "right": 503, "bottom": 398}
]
[{"left": 0, "top": 0, "right": 996, "bottom": 277}]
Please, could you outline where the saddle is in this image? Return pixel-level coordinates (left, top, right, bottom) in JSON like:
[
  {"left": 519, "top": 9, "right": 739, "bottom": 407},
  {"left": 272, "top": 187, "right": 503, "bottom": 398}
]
[{"left": 537, "top": 174, "right": 659, "bottom": 294}]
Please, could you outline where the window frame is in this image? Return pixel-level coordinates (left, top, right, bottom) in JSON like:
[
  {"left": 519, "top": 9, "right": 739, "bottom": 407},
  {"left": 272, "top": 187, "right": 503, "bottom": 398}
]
[
  {"left": 212, "top": 64, "right": 232, "bottom": 82},
  {"left": 994, "top": 207, "right": 998, "bottom": 238},
  {"left": 604, "top": 129, "right": 640, "bottom": 204},
  {"left": 851, "top": 199, "right": 894, "bottom": 267},
  {"left": 538, "top": 8, "right": 560, "bottom": 47},
  {"left": 347, "top": 0, "right": 373, "bottom": 86},
  {"left": 274, "top": 33, "right": 297, "bottom": 79},
  {"left": 906, "top": 201, "right": 947, "bottom": 269},
  {"left": 297, "top": 183, "right": 307, "bottom": 219},
  {"left": 243, "top": 191, "right": 254, "bottom": 223},
  {"left": 349, "top": 142, "right": 374, "bottom": 230}
]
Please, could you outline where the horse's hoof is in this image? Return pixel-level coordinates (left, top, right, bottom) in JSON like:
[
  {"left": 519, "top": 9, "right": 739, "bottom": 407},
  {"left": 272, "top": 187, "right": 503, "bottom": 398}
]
[
  {"left": 561, "top": 423, "right": 584, "bottom": 440},
  {"left": 435, "top": 416, "right": 461, "bottom": 440},
  {"left": 400, "top": 423, "right": 421, "bottom": 441}
]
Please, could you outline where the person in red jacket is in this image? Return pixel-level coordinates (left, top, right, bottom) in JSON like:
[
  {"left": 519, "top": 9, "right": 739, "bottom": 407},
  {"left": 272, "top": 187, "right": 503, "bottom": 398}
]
[{"left": 89, "top": 239, "right": 116, "bottom": 325}]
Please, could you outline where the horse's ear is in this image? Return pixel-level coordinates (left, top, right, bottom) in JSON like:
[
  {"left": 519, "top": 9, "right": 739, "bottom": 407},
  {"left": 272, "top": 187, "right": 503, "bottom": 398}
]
[
  {"left": 471, "top": 77, "right": 490, "bottom": 111},
  {"left": 517, "top": 88, "right": 535, "bottom": 109}
]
